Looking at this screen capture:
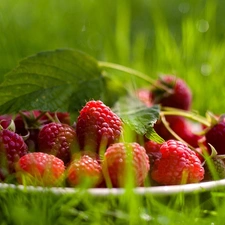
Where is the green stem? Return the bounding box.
[34,111,47,122]
[161,107,210,127]
[98,61,172,93]
[160,115,192,148]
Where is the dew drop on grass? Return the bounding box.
[201,64,212,76]
[140,212,152,222]
[196,19,209,33]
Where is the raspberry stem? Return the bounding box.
[160,107,211,127]
[34,111,47,122]
[98,61,173,93]
[160,114,192,148]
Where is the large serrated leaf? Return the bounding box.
[113,95,163,143]
[120,105,159,133]
[145,127,165,144]
[0,49,104,114]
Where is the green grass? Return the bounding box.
[1,0,225,224]
[1,187,225,225]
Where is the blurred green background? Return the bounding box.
[1,0,225,114]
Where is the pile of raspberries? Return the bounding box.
[0,75,225,188]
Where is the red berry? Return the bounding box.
[67,155,102,187]
[16,152,65,187]
[14,111,42,134]
[0,129,28,180]
[14,111,71,151]
[135,88,152,107]
[151,75,192,110]
[151,140,204,185]
[38,122,77,164]
[102,142,150,187]
[0,114,13,129]
[154,116,200,148]
[144,140,162,166]
[144,140,162,153]
[14,110,44,151]
[205,118,225,155]
[76,100,122,153]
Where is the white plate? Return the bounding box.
[1,179,225,196]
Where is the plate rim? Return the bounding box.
[1,179,225,196]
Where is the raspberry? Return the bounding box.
[14,110,42,151]
[38,122,77,164]
[67,155,102,187]
[0,114,13,129]
[154,116,200,148]
[16,152,65,187]
[151,75,192,110]
[102,142,150,187]
[205,118,225,155]
[144,140,162,166]
[151,140,204,185]
[144,140,162,153]
[76,100,122,153]
[135,88,152,107]
[14,110,71,151]
[0,129,28,180]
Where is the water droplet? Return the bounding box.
[201,64,212,76]
[140,212,152,221]
[197,19,209,32]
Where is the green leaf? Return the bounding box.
[145,127,165,144]
[0,49,104,114]
[114,95,163,143]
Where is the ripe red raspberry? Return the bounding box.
[16,152,65,187]
[151,140,204,185]
[154,116,200,148]
[151,75,192,110]
[0,129,28,180]
[76,100,122,153]
[67,155,102,187]
[205,117,225,155]
[102,142,150,187]
[38,122,77,165]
